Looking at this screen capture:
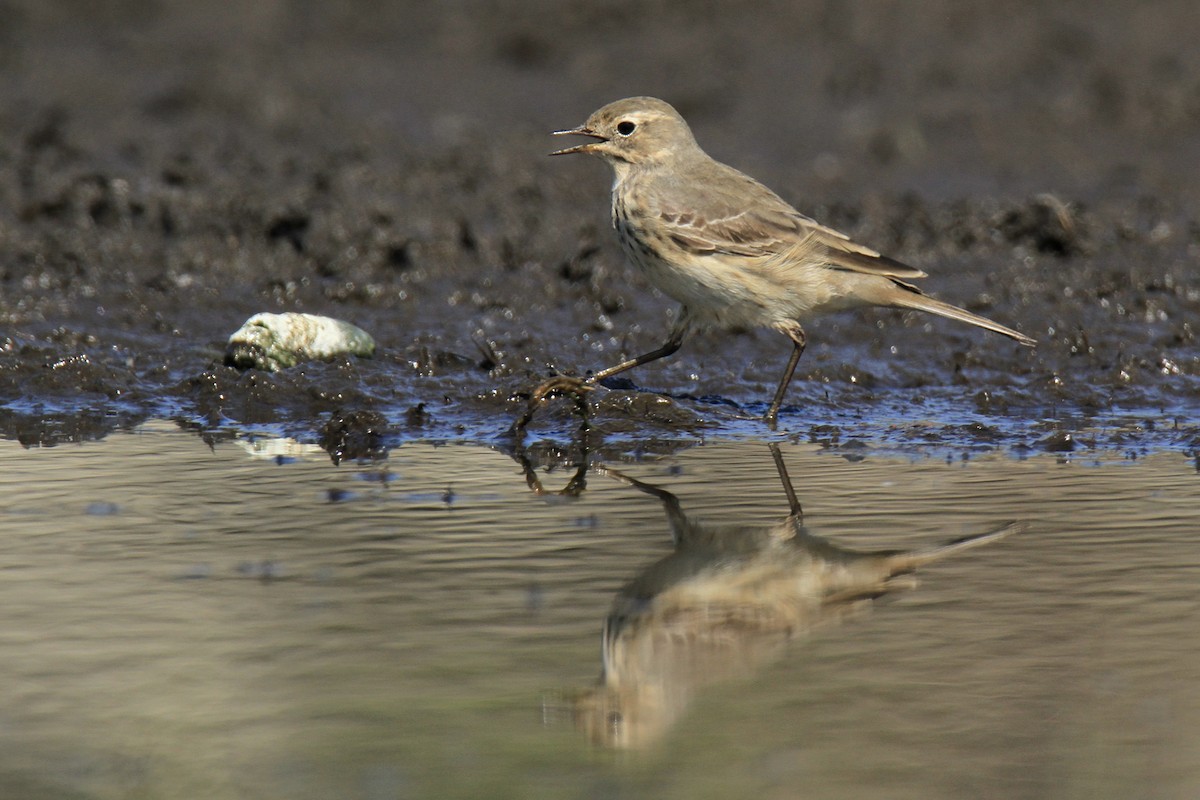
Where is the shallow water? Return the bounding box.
[1,422,1197,799]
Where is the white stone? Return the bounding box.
[225,312,376,371]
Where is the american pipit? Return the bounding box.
[529,96,1035,427]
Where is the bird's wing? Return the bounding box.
[646,164,927,279]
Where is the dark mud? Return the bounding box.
[2,1,1199,460]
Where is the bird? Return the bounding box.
[536,96,1035,427]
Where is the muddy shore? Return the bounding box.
[2,1,1198,459]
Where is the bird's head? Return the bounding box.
[551,97,699,167]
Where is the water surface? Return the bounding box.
[1,423,1197,799]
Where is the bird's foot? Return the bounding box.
[530,374,594,403]
[509,375,595,439]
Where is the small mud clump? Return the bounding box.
[319,410,392,464]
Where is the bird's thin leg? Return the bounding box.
[589,309,689,384]
[765,324,807,426]
[589,332,684,382]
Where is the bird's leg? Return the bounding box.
[765,323,807,427]
[590,307,690,384]
[589,331,684,383]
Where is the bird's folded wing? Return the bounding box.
[650,175,927,279]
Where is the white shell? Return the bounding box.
[225,312,376,371]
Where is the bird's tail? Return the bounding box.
[881,521,1026,575]
[888,282,1036,345]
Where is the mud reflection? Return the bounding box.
[571,445,1022,749]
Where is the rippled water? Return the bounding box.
[1,422,1198,799]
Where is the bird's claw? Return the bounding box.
[529,375,593,403]
[510,375,595,438]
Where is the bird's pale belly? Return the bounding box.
[616,222,851,330]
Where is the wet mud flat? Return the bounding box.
[2,1,1199,459]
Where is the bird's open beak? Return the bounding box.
[550,126,607,156]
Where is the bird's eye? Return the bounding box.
[616,120,636,136]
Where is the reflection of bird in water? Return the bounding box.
[572,445,1022,749]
